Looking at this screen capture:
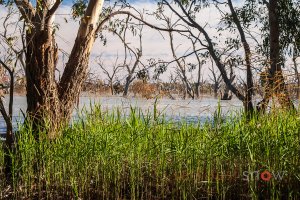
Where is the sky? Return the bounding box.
[0,0,297,84]
[0,0,228,82]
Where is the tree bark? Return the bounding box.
[25,27,61,138]
[58,0,104,123]
[228,0,254,113]
[292,57,300,99]
[169,31,194,99]
[110,81,114,95]
[0,60,15,182]
[19,0,105,137]
[123,75,133,97]
[257,0,295,112]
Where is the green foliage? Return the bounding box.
[249,0,300,59]
[0,106,299,199]
[181,0,299,65]
[136,68,149,82]
[71,0,88,19]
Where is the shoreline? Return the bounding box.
[7,91,235,100]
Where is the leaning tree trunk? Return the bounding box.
[21,0,105,138]
[228,0,254,113]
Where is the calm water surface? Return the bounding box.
[0,95,244,135]
[1,95,298,140]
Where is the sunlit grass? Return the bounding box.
[0,105,299,199]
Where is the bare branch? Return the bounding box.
[14,0,35,22]
[96,10,190,34]
[48,0,62,17]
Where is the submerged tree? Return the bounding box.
[97,55,121,95]
[160,0,256,113]
[208,62,222,98]
[159,0,298,113]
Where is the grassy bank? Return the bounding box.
[0,105,299,199]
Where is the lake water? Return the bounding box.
[0,95,244,136]
[1,95,298,139]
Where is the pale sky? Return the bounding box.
[0,1,298,84]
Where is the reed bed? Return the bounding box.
[0,104,299,199]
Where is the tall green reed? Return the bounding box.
[0,104,299,199]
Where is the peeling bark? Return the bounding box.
[19,0,105,137]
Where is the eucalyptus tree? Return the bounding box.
[114,17,144,97]
[159,0,299,112]
[208,62,222,98]
[158,0,256,113]
[170,32,206,99]
[232,0,300,111]
[154,10,206,99]
[97,55,121,95]
[0,0,108,138]
[0,0,188,137]
[254,0,298,111]
[191,37,205,98]
[220,59,236,100]
[168,27,195,99]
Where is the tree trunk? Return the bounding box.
[4,125,13,183]
[22,0,105,137]
[195,62,202,98]
[181,75,194,99]
[25,29,61,138]
[123,75,133,97]
[292,57,300,99]
[1,104,14,183]
[58,0,104,124]
[168,29,195,99]
[228,0,254,113]
[257,0,295,112]
[221,87,232,100]
[195,83,200,98]
[0,60,15,182]
[214,85,219,98]
[110,81,114,95]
